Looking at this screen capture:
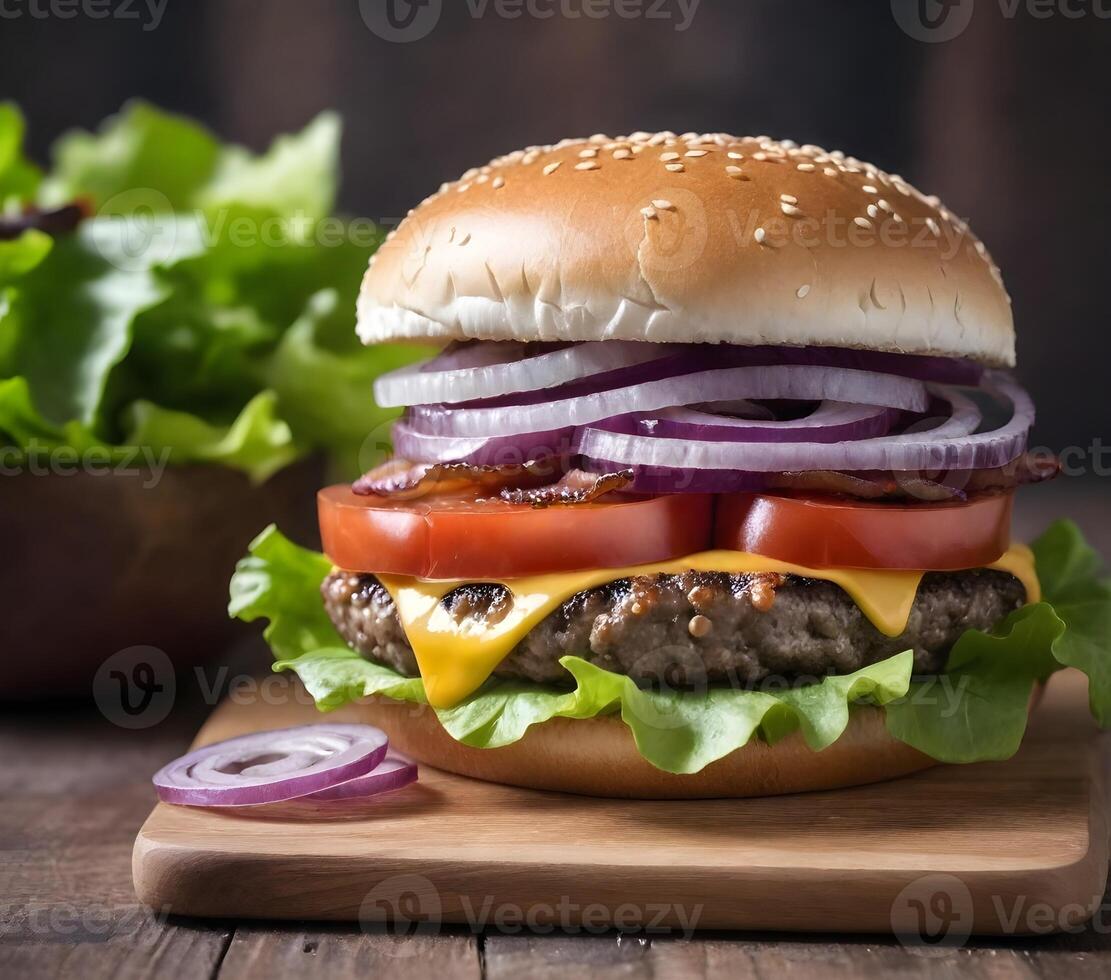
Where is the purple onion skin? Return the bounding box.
[582,458,769,495]
[416,346,977,414]
[392,421,577,467]
[711,345,983,386]
[590,407,899,445]
[306,757,418,801]
[446,351,715,410]
[152,725,391,808]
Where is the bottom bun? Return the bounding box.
[344,696,937,799]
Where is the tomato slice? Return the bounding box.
[319,485,714,579]
[715,491,1014,570]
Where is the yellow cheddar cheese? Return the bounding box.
[378,544,1040,708]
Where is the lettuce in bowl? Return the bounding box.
[0,100,423,481]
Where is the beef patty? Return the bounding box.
[322,567,1026,690]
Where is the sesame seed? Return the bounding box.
[780,193,798,204]
[862,184,878,194]
[753,152,768,161]
[754,227,767,244]
[522,152,540,165]
[641,206,658,219]
[892,213,903,223]
[476,174,489,184]
[926,217,941,236]
[688,615,713,638]
[660,151,681,162]
[824,167,839,177]
[685,149,709,157]
[652,199,675,210]
[462,168,480,181]
[797,163,816,172]
[797,284,811,299]
[728,151,745,160]
[726,165,744,175]
[867,204,880,219]
[854,217,873,229]
[781,203,802,216]
[877,199,892,212]
[543,162,562,176]
[457,183,471,193]
[579,148,598,159]
[492,176,506,189]
[665,163,685,173]
[575,161,600,171]
[613,148,632,160]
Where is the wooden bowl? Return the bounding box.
[0,457,324,700]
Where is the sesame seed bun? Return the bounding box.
[346,695,936,800]
[358,132,1014,367]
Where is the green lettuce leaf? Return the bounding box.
[197,111,340,223]
[41,100,220,211]
[883,603,1064,762]
[0,230,52,286]
[0,102,42,203]
[1,102,423,479]
[124,390,300,483]
[1032,520,1111,725]
[232,524,1111,773]
[266,289,427,478]
[2,217,207,428]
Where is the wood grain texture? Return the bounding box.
[216,925,481,980]
[133,670,1109,936]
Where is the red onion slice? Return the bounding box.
[576,373,1031,475]
[612,402,898,444]
[392,419,576,466]
[306,755,418,801]
[375,341,679,408]
[408,366,930,438]
[152,725,389,807]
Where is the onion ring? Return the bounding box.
[408,366,930,438]
[152,725,390,807]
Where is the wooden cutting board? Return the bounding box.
[133,670,1109,937]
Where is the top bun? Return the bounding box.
[358,132,1015,367]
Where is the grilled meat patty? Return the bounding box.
[321,568,1025,690]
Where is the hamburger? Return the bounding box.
[232,131,1110,799]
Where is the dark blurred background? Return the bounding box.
[2,0,1108,456]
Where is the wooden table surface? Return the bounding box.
[2,481,1109,979]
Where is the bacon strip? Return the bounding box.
[769,451,1060,502]
[500,469,634,507]
[353,458,561,500]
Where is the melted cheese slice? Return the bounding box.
[377,545,1040,709]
